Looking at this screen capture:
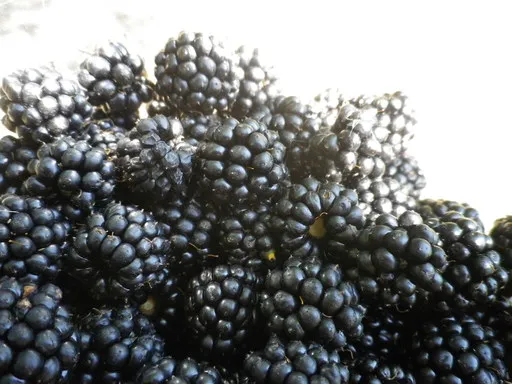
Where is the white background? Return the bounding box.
[1,0,511,230]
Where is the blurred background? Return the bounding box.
[0,0,510,229]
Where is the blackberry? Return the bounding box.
[0,194,71,284]
[78,119,127,153]
[219,203,277,271]
[0,277,80,383]
[116,115,196,201]
[489,216,512,269]
[146,98,174,117]
[66,201,171,302]
[22,137,116,220]
[185,264,259,360]
[383,153,426,199]
[180,113,224,146]
[349,355,415,384]
[354,176,417,224]
[196,117,288,207]
[272,177,365,260]
[75,306,164,383]
[311,88,346,129]
[409,314,509,383]
[260,259,365,348]
[426,212,509,313]
[0,135,37,194]
[416,199,484,232]
[232,46,279,119]
[154,31,241,114]
[243,334,350,384]
[342,211,448,309]
[78,42,153,127]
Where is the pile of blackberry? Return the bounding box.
[0,30,509,384]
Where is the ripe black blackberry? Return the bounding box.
[244,334,349,384]
[416,198,484,232]
[154,31,241,114]
[342,211,448,309]
[489,216,512,269]
[116,115,196,201]
[426,212,509,313]
[185,264,259,360]
[384,153,426,199]
[75,306,164,383]
[152,196,218,271]
[196,117,288,207]
[232,46,279,119]
[353,176,417,224]
[66,201,171,302]
[272,177,365,260]
[219,203,277,271]
[260,259,365,348]
[0,66,93,143]
[22,137,116,220]
[78,42,153,128]
[409,313,509,383]
[78,119,126,153]
[311,88,346,129]
[0,135,37,194]
[0,194,71,284]
[0,277,80,383]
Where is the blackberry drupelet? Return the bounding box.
[180,113,224,146]
[311,88,346,130]
[196,117,288,206]
[489,216,512,269]
[426,212,509,313]
[416,198,484,232]
[154,31,241,114]
[66,201,171,302]
[1,67,93,144]
[185,264,259,360]
[260,259,365,348]
[75,306,164,383]
[219,203,277,271]
[78,119,126,153]
[78,42,153,128]
[354,176,417,224]
[384,153,426,199]
[232,46,279,119]
[342,211,448,309]
[243,334,350,384]
[272,177,365,259]
[0,277,80,383]
[409,314,509,383]
[349,354,415,384]
[116,115,196,201]
[0,194,71,284]
[0,135,37,194]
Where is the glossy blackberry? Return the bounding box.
[78,119,126,153]
[416,199,484,232]
[0,277,80,383]
[260,259,365,348]
[343,211,448,309]
[136,356,226,384]
[78,42,153,128]
[219,203,277,271]
[197,117,288,206]
[75,306,164,383]
[489,216,512,269]
[185,264,259,360]
[152,196,218,271]
[0,135,37,194]
[409,314,509,383]
[180,113,224,146]
[66,201,171,302]
[354,176,417,224]
[311,88,346,129]
[244,334,349,384]
[232,46,279,119]
[0,194,71,284]
[426,212,509,313]
[22,137,116,220]
[267,96,320,179]
[272,177,365,260]
[384,153,426,199]
[154,31,241,114]
[116,115,196,201]
[1,66,93,144]
[351,91,416,160]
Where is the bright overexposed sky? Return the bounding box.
[0,0,511,230]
